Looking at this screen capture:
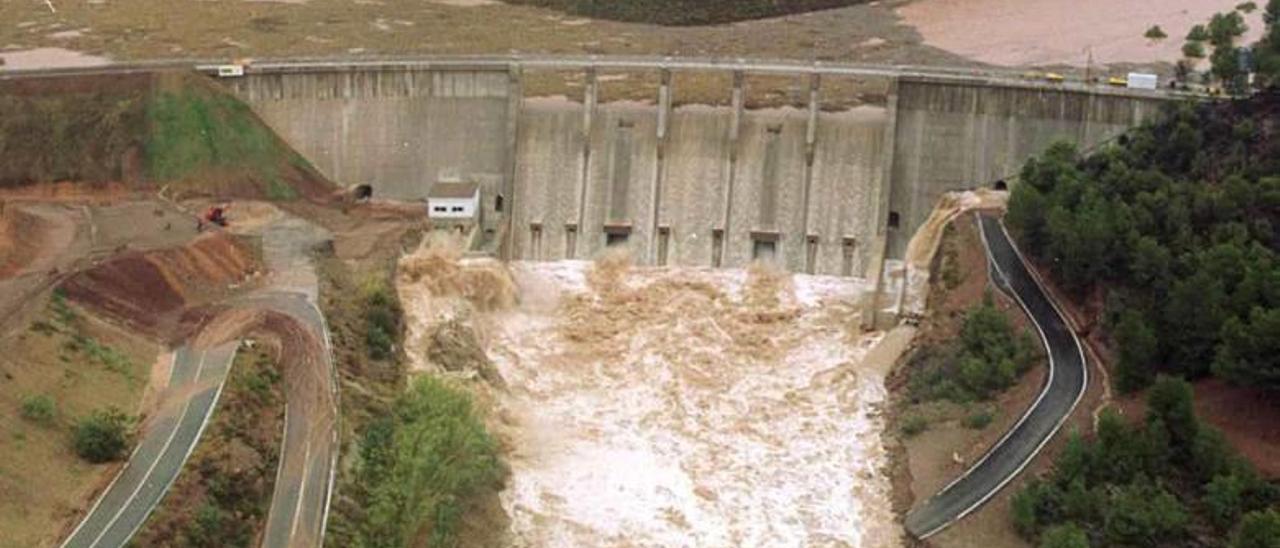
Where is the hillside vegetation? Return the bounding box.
[0,72,329,199]
[1012,376,1279,547]
[501,0,867,25]
[1006,96,1280,394]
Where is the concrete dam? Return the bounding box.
[222,59,1168,277]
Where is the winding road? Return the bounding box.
[60,213,337,548]
[60,342,239,548]
[903,214,1088,539]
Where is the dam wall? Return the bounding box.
[225,68,514,202]
[885,76,1164,257]
[222,62,1170,277]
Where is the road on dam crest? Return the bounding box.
[903,214,1088,539]
[61,342,239,548]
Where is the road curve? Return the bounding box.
[903,214,1088,539]
[61,342,239,548]
[60,214,338,548]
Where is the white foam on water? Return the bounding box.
[492,261,899,547]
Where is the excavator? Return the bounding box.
[198,203,230,231]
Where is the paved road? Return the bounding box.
[255,217,338,548]
[61,342,239,548]
[60,213,338,548]
[903,214,1088,539]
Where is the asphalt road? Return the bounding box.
[61,342,239,548]
[60,214,337,548]
[903,214,1088,539]
[255,218,338,548]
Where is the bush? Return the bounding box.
[1232,509,1280,548]
[362,279,402,361]
[1188,24,1211,41]
[900,415,928,437]
[72,408,130,463]
[963,409,994,429]
[1184,40,1208,59]
[356,376,504,548]
[909,298,1039,402]
[1040,523,1090,548]
[1206,473,1248,530]
[1145,25,1169,40]
[20,394,56,425]
[1103,478,1188,545]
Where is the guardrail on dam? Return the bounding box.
[218,57,1170,277]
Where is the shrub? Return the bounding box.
[1103,478,1188,546]
[362,279,402,361]
[963,409,994,429]
[1145,25,1169,40]
[1231,509,1280,548]
[900,415,928,437]
[20,394,56,425]
[1040,523,1090,548]
[72,408,130,463]
[1206,473,1248,530]
[1188,23,1211,41]
[356,376,504,548]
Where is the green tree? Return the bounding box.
[1215,307,1280,390]
[1040,523,1090,548]
[1206,473,1248,530]
[1103,478,1189,545]
[1007,181,1050,255]
[1188,24,1211,41]
[1146,375,1199,452]
[1231,509,1280,548]
[1145,25,1169,41]
[72,408,130,463]
[358,376,504,548]
[1210,11,1249,47]
[1184,40,1208,59]
[1114,310,1159,392]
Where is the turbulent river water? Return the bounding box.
[485,258,900,547]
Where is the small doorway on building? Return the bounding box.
[993,179,1008,191]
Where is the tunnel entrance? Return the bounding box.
[993,180,1008,191]
[354,184,373,201]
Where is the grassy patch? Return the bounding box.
[0,292,155,546]
[44,291,138,383]
[145,77,300,199]
[20,394,57,425]
[502,0,869,25]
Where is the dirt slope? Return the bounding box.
[60,233,257,333]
